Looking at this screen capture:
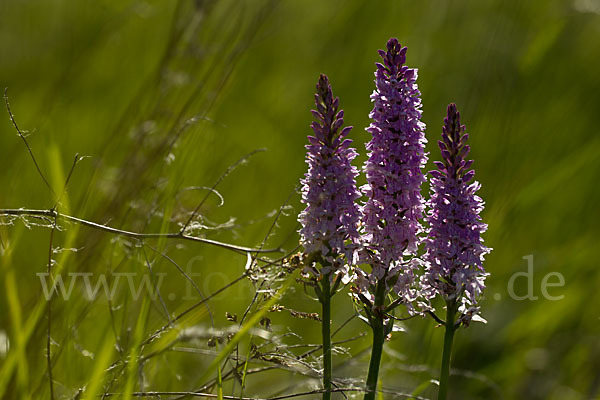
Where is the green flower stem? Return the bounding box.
[364,280,387,400]
[438,298,458,400]
[321,273,332,400]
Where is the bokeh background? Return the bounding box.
[1,0,599,399]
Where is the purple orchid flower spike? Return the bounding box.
[356,38,428,400]
[298,74,361,277]
[357,37,428,308]
[298,74,361,400]
[425,103,491,400]
[424,103,491,324]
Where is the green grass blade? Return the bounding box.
[198,275,294,385]
[81,334,115,400]
[122,298,150,399]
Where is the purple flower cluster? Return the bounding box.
[296,41,492,400]
[357,38,428,302]
[297,39,491,323]
[298,74,361,275]
[423,104,490,321]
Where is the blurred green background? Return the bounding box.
[1,0,599,399]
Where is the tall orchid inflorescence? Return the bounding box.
[298,74,361,400]
[357,38,428,306]
[423,103,490,325]
[355,38,428,400]
[426,104,491,400]
[298,74,361,277]
[295,42,492,400]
